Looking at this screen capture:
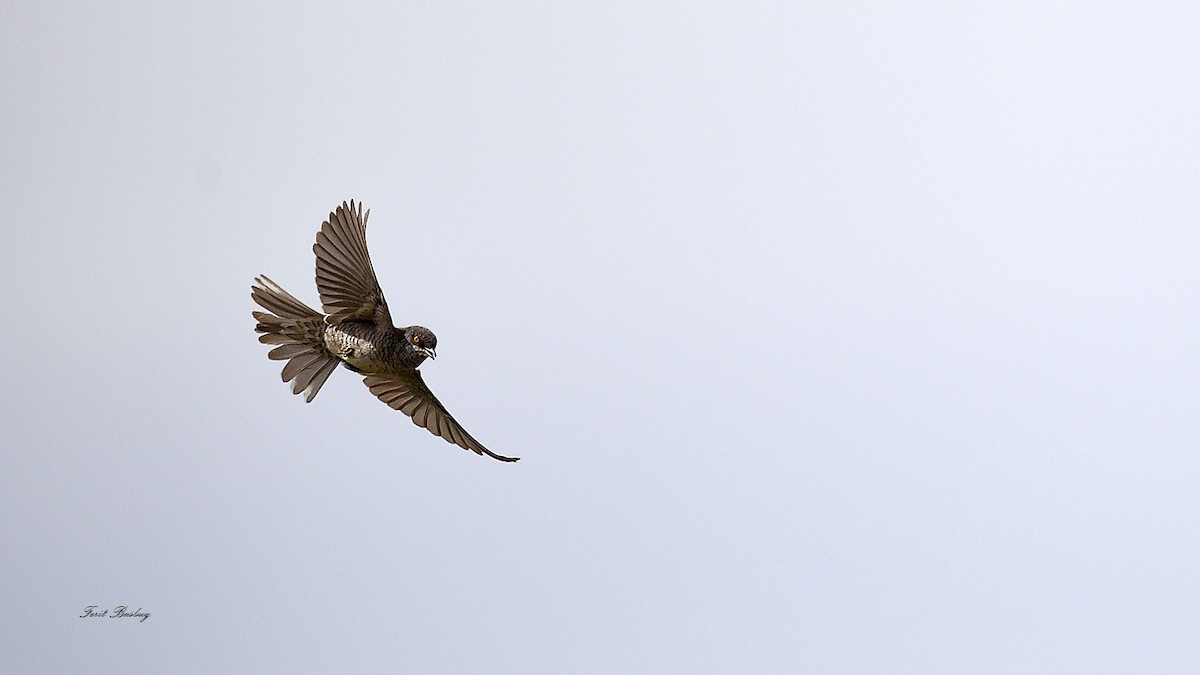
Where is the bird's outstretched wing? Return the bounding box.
[363,372,519,462]
[314,200,393,328]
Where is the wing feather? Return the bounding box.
[313,200,393,327]
[362,372,518,462]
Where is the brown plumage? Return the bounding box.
[252,200,518,462]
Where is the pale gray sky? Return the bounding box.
[3,1,1199,672]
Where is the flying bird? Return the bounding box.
[251,200,518,462]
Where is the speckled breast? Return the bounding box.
[321,324,390,374]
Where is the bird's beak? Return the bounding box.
[421,347,437,360]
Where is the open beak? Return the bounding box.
[421,347,437,360]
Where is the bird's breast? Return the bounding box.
[322,325,388,373]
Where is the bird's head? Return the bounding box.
[403,326,438,360]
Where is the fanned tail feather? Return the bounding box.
[251,275,339,402]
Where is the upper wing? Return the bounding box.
[313,200,393,328]
[363,372,519,462]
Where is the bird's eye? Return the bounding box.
[412,336,421,345]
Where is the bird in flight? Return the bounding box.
[251,200,518,462]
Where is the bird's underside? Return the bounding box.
[252,200,518,462]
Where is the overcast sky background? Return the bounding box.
[3,1,1199,672]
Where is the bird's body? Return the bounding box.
[322,321,427,374]
[251,200,517,462]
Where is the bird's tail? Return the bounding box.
[251,275,340,402]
